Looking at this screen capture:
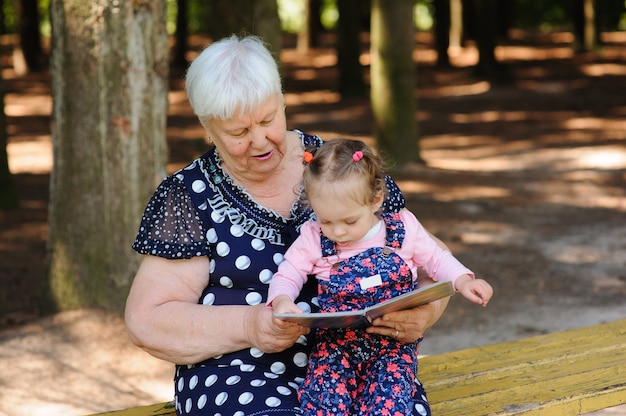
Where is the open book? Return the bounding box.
[273,281,454,329]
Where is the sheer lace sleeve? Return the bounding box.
[132,176,209,259]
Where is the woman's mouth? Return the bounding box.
[254,150,273,160]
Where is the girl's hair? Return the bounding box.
[302,139,388,206]
[185,35,283,124]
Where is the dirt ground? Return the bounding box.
[1,32,625,415]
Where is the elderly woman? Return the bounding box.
[125,35,448,416]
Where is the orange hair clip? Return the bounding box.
[303,151,314,163]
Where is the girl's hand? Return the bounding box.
[456,275,493,307]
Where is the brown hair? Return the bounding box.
[302,139,387,207]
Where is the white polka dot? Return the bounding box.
[289,381,300,389]
[209,259,216,273]
[276,386,292,396]
[296,301,311,313]
[226,375,241,385]
[235,255,251,270]
[251,238,265,251]
[272,253,284,265]
[189,375,198,390]
[205,374,218,387]
[230,359,243,366]
[197,394,207,409]
[416,403,428,415]
[176,173,184,180]
[184,161,197,170]
[185,398,193,413]
[264,372,279,379]
[241,364,256,372]
[206,228,217,243]
[177,377,185,392]
[246,292,262,305]
[266,396,282,407]
[234,412,245,416]
[211,210,225,223]
[239,392,254,405]
[249,348,264,358]
[293,352,308,367]
[216,242,230,257]
[295,335,308,346]
[230,224,244,237]
[202,293,215,305]
[270,361,286,375]
[220,276,233,288]
[198,201,208,210]
[259,269,273,284]
[215,392,228,406]
[191,180,206,193]
[250,379,267,387]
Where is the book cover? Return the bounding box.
[273,281,454,329]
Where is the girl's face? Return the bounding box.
[206,94,287,181]
[308,177,383,246]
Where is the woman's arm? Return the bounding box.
[125,255,309,365]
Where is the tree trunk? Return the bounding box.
[370,0,421,166]
[208,0,281,55]
[46,0,169,314]
[472,0,499,79]
[0,60,18,209]
[15,0,45,73]
[434,0,451,67]
[572,0,598,53]
[337,0,366,98]
[172,0,188,69]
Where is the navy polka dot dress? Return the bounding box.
[132,131,406,416]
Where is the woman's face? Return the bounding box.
[206,94,288,181]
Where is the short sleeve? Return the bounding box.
[132,176,209,259]
[382,176,405,213]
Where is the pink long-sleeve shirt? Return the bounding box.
[267,209,474,305]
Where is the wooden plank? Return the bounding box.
[421,319,626,415]
[89,319,626,416]
[90,402,175,416]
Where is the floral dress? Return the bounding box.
[132,131,407,416]
[299,213,430,416]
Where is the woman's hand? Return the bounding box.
[245,304,310,354]
[366,279,449,342]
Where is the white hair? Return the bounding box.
[185,35,283,123]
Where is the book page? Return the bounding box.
[273,281,454,329]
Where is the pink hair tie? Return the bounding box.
[352,151,364,162]
[303,151,314,163]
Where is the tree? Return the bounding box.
[0,61,18,209]
[370,0,420,166]
[572,0,598,53]
[15,0,45,74]
[433,0,451,67]
[336,0,366,97]
[45,0,169,314]
[172,0,189,69]
[207,0,282,56]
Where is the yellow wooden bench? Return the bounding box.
[91,319,626,416]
